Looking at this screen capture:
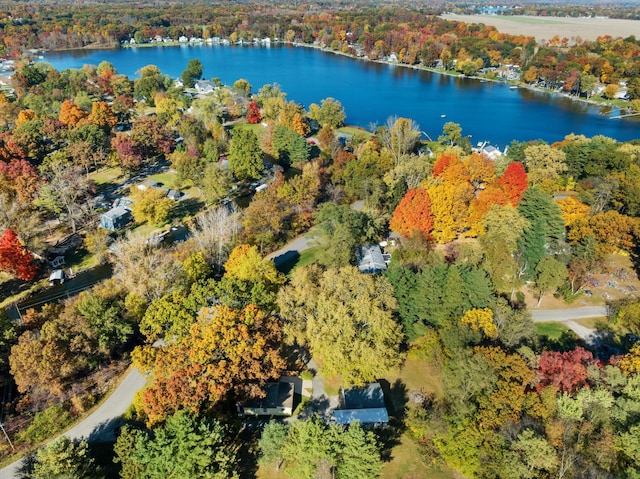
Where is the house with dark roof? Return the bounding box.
[237,381,295,417]
[333,382,389,427]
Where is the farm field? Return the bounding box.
[440,14,640,42]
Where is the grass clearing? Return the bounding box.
[295,246,322,268]
[337,125,372,138]
[575,316,608,330]
[535,321,571,339]
[129,222,163,238]
[147,171,182,189]
[382,433,455,479]
[90,166,124,185]
[256,462,286,479]
[386,358,444,403]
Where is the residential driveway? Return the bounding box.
[530,306,608,342]
[294,359,339,422]
[267,200,365,266]
[0,367,146,479]
[267,232,316,265]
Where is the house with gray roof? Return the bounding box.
[356,245,389,274]
[333,382,389,427]
[100,207,132,231]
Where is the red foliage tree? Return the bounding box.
[0,159,40,202]
[111,133,142,173]
[499,162,528,204]
[0,228,37,280]
[246,101,262,124]
[389,188,434,239]
[536,346,597,394]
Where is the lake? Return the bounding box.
[43,44,640,147]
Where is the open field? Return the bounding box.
[440,14,640,42]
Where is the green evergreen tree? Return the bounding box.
[181,59,203,88]
[228,128,263,180]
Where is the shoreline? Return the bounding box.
[40,41,634,118]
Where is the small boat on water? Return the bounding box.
[440,114,446,118]
[509,85,518,90]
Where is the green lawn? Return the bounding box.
[90,166,124,185]
[382,433,455,479]
[146,171,182,189]
[337,125,372,138]
[276,244,323,277]
[535,321,572,339]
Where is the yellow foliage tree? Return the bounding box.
[15,109,36,127]
[224,244,285,287]
[86,101,118,129]
[291,112,310,136]
[618,344,640,375]
[557,196,591,228]
[130,187,173,226]
[426,180,473,243]
[461,308,498,338]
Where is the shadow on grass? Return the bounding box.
[377,379,408,462]
[535,330,582,352]
[94,180,120,197]
[273,250,300,275]
[237,418,270,479]
[171,197,206,221]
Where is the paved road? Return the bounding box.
[530,306,608,322]
[6,264,113,322]
[0,367,146,479]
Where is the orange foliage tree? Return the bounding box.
[463,153,496,193]
[15,109,36,127]
[389,188,434,239]
[58,100,87,127]
[468,181,511,236]
[138,304,286,425]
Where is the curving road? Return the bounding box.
[0,367,146,479]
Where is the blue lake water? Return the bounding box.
[43,44,640,147]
